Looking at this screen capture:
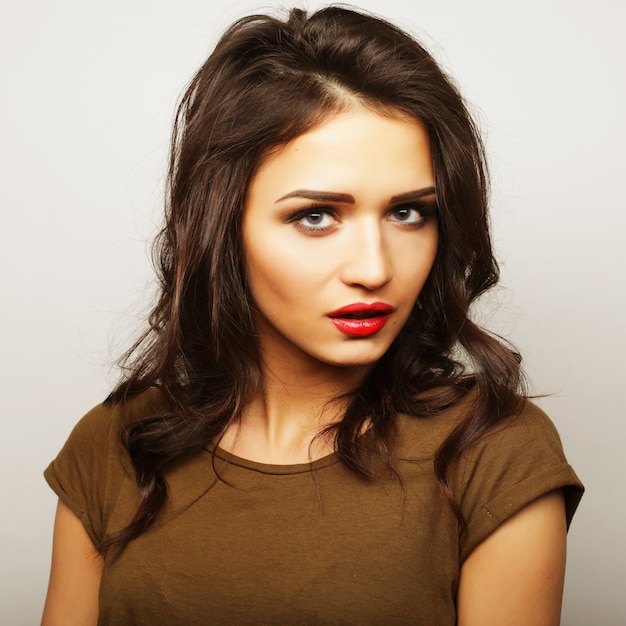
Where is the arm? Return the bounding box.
[457,490,567,626]
[41,500,103,626]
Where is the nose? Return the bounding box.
[340,220,393,290]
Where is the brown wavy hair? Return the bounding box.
[101,6,524,553]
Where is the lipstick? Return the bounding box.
[328,302,394,337]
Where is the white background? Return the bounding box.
[1,0,624,623]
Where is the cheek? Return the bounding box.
[245,243,311,306]
[423,241,439,280]
[411,240,439,302]
[395,229,438,284]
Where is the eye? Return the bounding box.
[286,206,339,234]
[388,203,434,227]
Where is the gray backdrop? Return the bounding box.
[2,0,624,623]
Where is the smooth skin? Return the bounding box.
[457,490,567,625]
[42,109,568,623]
[225,108,439,464]
[42,501,102,625]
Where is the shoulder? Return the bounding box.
[454,399,574,476]
[395,393,574,464]
[457,399,579,496]
[65,387,169,437]
[395,396,583,561]
[393,388,479,457]
[481,400,569,453]
[452,399,583,560]
[43,388,169,544]
[49,387,171,469]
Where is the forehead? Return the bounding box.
[248,109,434,202]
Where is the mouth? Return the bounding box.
[328,302,395,337]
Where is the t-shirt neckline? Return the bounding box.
[204,443,343,475]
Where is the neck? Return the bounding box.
[219,344,371,464]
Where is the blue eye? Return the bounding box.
[388,203,434,226]
[390,206,423,224]
[287,206,338,233]
[301,212,330,227]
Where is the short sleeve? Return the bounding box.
[44,402,120,546]
[455,401,584,562]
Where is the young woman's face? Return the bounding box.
[243,108,438,371]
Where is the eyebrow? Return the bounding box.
[389,187,436,203]
[275,186,436,204]
[276,190,355,204]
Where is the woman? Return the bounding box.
[42,6,583,625]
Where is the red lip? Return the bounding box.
[328,302,395,317]
[328,302,395,337]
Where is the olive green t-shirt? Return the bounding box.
[45,391,583,625]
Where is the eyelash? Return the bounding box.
[285,204,339,234]
[285,202,437,234]
[388,203,436,227]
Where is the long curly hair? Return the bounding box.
[101,6,524,553]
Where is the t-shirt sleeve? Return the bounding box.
[44,402,121,546]
[455,401,584,562]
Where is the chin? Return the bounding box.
[319,346,390,369]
